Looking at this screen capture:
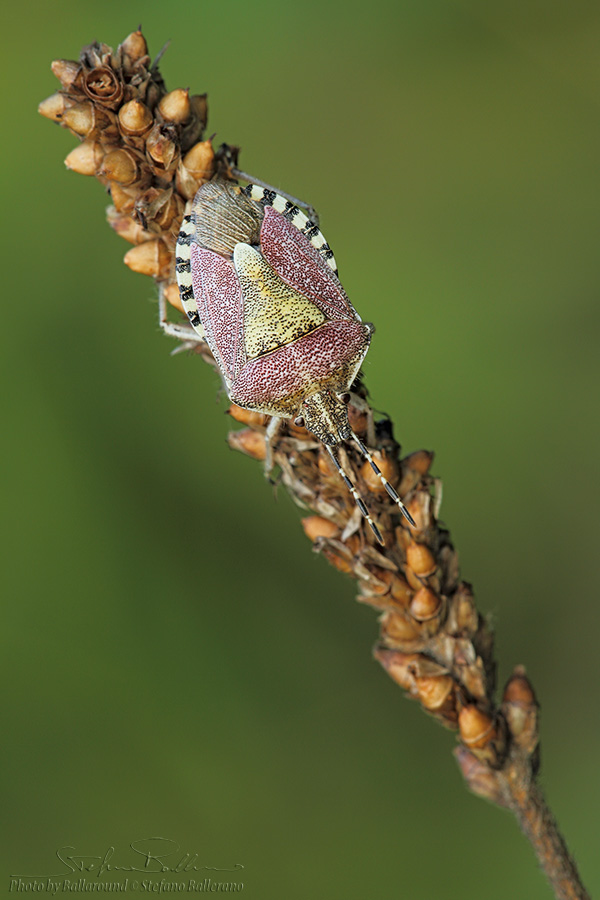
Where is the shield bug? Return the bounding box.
[175,180,414,543]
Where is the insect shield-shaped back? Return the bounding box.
[176,180,414,542]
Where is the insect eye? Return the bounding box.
[340,392,351,404]
[294,416,305,428]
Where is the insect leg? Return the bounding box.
[351,432,416,527]
[158,283,207,353]
[264,415,282,478]
[231,168,320,226]
[325,445,384,546]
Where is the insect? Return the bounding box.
[175,180,415,543]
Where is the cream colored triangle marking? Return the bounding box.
[234,243,326,359]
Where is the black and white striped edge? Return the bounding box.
[175,213,205,339]
[241,184,339,276]
[175,185,339,334]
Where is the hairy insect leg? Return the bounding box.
[351,432,416,527]
[325,445,384,546]
[264,416,282,478]
[158,284,207,354]
[231,167,320,226]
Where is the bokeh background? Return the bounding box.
[3,1,600,898]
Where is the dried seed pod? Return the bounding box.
[366,567,397,597]
[345,535,361,555]
[448,582,479,636]
[438,543,460,595]
[302,516,339,542]
[106,207,153,244]
[357,592,392,613]
[360,450,398,495]
[109,181,138,213]
[80,40,114,70]
[381,610,421,645]
[397,450,433,498]
[459,705,495,750]
[51,59,81,89]
[503,666,536,707]
[146,123,179,172]
[143,77,163,114]
[449,639,488,702]
[394,524,411,554]
[118,99,153,136]
[373,648,422,693]
[133,187,183,233]
[406,542,436,577]
[403,449,434,476]
[158,88,191,124]
[176,139,215,199]
[502,666,539,755]
[347,404,368,436]
[38,92,73,123]
[123,239,171,278]
[61,101,95,136]
[458,705,507,767]
[227,427,267,461]
[410,587,443,622]
[405,569,424,592]
[164,195,185,237]
[62,101,112,139]
[227,405,270,427]
[189,93,208,132]
[318,447,338,478]
[83,65,124,109]
[180,94,209,152]
[64,141,104,176]
[119,30,148,71]
[318,541,354,575]
[100,148,140,185]
[176,166,202,202]
[404,492,433,534]
[414,672,455,716]
[133,187,168,228]
[389,574,412,608]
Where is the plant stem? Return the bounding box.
[499,765,590,900]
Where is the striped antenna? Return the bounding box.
[351,433,416,527]
[325,446,384,546]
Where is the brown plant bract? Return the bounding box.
[40,30,590,900]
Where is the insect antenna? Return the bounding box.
[351,433,416,527]
[324,445,384,546]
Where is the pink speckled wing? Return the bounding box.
[190,244,246,385]
[259,207,358,322]
[231,320,369,408]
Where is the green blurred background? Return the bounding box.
[3,1,599,897]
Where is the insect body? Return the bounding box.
[176,180,414,542]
